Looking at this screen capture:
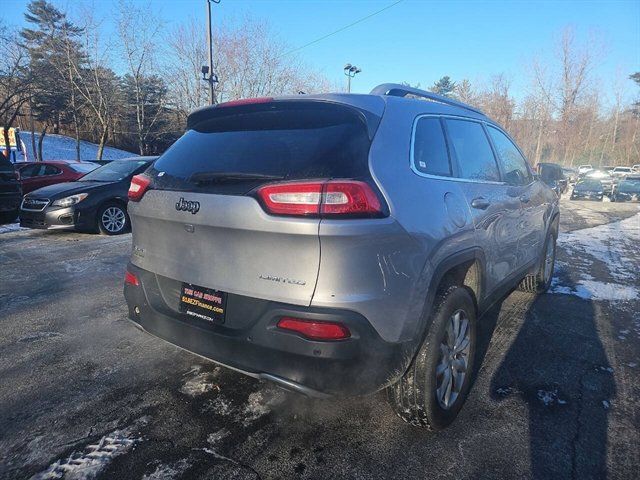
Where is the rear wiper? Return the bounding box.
[189,172,285,184]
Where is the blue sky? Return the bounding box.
[6,0,639,104]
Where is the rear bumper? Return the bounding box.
[124,263,412,396]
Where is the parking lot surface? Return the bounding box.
[1,199,639,479]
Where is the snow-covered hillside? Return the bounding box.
[16,132,136,162]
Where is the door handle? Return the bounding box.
[519,195,530,203]
[471,197,491,210]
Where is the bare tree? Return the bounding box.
[164,15,332,122]
[0,24,32,159]
[478,74,515,130]
[116,0,165,155]
[67,11,118,160]
[164,19,209,121]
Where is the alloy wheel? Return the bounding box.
[435,309,471,410]
[101,206,126,233]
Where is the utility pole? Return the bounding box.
[343,64,362,93]
[202,0,220,105]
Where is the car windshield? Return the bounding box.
[618,180,640,193]
[78,160,148,182]
[577,179,602,189]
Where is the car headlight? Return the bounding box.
[52,193,89,207]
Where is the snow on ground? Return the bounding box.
[32,429,140,480]
[180,365,221,397]
[17,132,136,162]
[551,213,640,301]
[0,223,24,234]
[141,459,191,480]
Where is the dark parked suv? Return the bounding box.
[0,155,21,224]
[124,84,559,429]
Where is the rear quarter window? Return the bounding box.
[412,117,451,176]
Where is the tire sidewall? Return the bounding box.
[97,202,129,235]
[538,230,557,292]
[421,287,477,429]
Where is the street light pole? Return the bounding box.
[343,63,362,93]
[203,0,220,105]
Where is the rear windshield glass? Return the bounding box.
[69,163,99,173]
[577,179,602,189]
[150,103,372,192]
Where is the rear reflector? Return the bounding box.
[277,317,351,341]
[217,97,273,108]
[256,180,383,218]
[128,174,151,202]
[124,270,140,286]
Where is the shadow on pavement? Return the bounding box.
[483,292,615,478]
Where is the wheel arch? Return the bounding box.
[409,247,488,351]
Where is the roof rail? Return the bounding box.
[370,83,484,115]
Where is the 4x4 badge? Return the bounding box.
[175,197,200,214]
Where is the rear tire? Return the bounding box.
[387,286,477,430]
[518,229,557,293]
[97,202,129,235]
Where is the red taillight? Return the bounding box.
[321,181,382,216]
[256,180,384,218]
[124,270,139,286]
[128,174,151,202]
[277,317,351,341]
[257,182,323,216]
[217,97,273,108]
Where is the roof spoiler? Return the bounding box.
[370,83,484,115]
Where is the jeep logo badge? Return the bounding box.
[175,197,200,214]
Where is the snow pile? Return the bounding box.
[241,389,285,426]
[142,459,191,480]
[180,366,221,397]
[17,132,136,162]
[551,213,640,301]
[0,223,24,234]
[32,429,139,480]
[207,429,230,446]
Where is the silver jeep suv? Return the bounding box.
[124,84,559,429]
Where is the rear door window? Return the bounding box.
[445,119,500,182]
[151,102,374,193]
[412,117,451,176]
[487,126,532,185]
[19,164,45,178]
[43,165,61,176]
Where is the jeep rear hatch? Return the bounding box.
[128,99,382,307]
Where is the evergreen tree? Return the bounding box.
[20,0,83,159]
[430,76,457,97]
[630,72,640,118]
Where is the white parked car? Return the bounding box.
[612,166,633,178]
[578,164,593,175]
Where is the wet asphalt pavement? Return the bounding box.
[1,198,639,479]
